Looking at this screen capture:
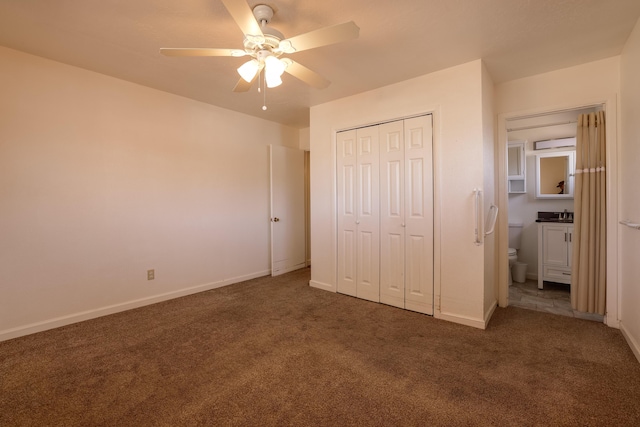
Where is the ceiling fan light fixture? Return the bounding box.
[265,56,286,76]
[238,59,260,82]
[265,73,282,88]
[264,56,288,88]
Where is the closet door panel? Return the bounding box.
[356,127,380,302]
[405,234,430,311]
[379,120,405,308]
[404,116,434,315]
[357,230,376,300]
[337,130,357,297]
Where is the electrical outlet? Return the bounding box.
[147,269,155,280]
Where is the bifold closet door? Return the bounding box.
[379,120,406,308]
[379,116,434,314]
[336,127,380,302]
[403,115,433,314]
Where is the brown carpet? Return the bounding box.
[1,268,639,426]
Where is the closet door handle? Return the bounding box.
[401,223,405,227]
[356,220,360,225]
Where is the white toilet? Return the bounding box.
[508,222,524,286]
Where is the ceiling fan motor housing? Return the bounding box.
[252,4,274,24]
[244,4,284,52]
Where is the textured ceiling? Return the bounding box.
[1,0,639,128]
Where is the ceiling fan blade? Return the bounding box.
[283,21,359,53]
[221,0,263,38]
[233,74,258,92]
[160,48,244,57]
[285,60,330,89]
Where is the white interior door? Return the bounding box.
[337,130,358,296]
[355,126,380,302]
[337,127,380,300]
[380,120,406,308]
[270,145,305,276]
[403,115,434,315]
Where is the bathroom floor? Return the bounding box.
[509,279,604,322]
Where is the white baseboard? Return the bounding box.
[484,300,498,327]
[604,313,620,329]
[272,263,306,276]
[0,269,270,343]
[309,279,335,292]
[435,311,487,329]
[620,321,640,364]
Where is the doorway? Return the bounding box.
[269,145,306,276]
[497,102,617,323]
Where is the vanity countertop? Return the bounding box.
[536,211,574,223]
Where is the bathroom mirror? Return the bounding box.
[535,150,575,199]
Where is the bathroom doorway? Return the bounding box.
[497,103,615,322]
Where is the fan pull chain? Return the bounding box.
[262,70,267,111]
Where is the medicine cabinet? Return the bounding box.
[507,141,526,194]
[535,150,575,199]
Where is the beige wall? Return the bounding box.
[482,62,497,319]
[620,17,640,361]
[494,57,620,319]
[495,57,620,114]
[299,128,310,151]
[310,60,493,328]
[0,47,299,340]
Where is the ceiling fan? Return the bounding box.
[160,0,359,108]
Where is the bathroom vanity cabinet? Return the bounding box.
[537,222,573,289]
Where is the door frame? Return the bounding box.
[496,95,619,327]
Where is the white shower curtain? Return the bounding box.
[571,111,606,315]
